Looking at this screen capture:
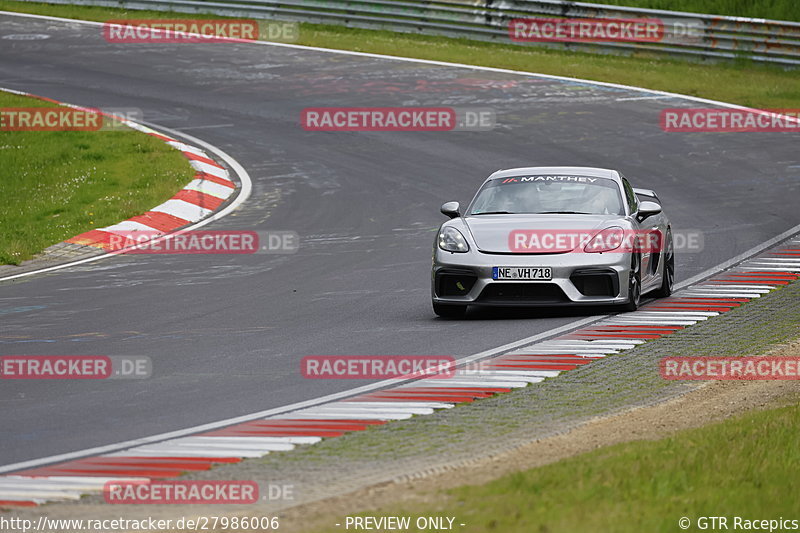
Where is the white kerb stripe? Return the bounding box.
[111,446,265,458]
[408,379,528,388]
[605,319,698,326]
[166,441,295,452]
[0,489,82,500]
[530,344,623,351]
[700,284,776,289]
[100,220,164,234]
[167,141,207,156]
[340,401,454,409]
[542,339,646,345]
[514,347,620,354]
[184,179,235,199]
[173,436,320,445]
[0,479,122,492]
[272,411,413,420]
[455,374,545,384]
[306,404,434,415]
[679,292,762,297]
[124,121,172,138]
[739,265,800,271]
[619,311,719,316]
[461,369,557,378]
[2,475,143,486]
[150,199,213,222]
[191,160,228,179]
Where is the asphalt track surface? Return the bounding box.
[1,14,798,467]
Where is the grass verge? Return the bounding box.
[312,399,800,533]
[0,90,194,264]
[593,0,800,21]
[1,1,799,111]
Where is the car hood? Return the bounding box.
[463,214,622,253]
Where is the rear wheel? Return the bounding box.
[621,253,641,312]
[652,229,675,298]
[433,302,467,318]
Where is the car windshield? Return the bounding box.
[468,175,624,216]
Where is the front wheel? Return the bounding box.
[620,253,641,312]
[433,302,467,318]
[652,229,675,298]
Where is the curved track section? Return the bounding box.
[0,89,249,282]
[0,13,798,469]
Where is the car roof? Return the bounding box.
[485,166,621,184]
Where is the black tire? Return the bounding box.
[652,229,675,298]
[433,302,467,318]
[620,253,641,312]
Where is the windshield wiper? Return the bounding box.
[471,211,515,215]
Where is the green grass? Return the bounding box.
[315,401,800,533]
[597,0,800,21]
[0,91,194,264]
[3,0,799,21]
[294,25,800,109]
[1,1,800,110]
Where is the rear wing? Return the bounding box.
[633,187,660,203]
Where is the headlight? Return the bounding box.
[438,226,469,253]
[584,226,624,253]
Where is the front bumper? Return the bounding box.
[432,248,632,307]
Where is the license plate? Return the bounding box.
[492,267,552,280]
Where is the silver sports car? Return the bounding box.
[432,166,674,318]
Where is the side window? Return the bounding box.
[621,177,638,214]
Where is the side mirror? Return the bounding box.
[441,201,460,219]
[637,200,662,220]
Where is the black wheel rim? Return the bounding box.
[665,232,674,292]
